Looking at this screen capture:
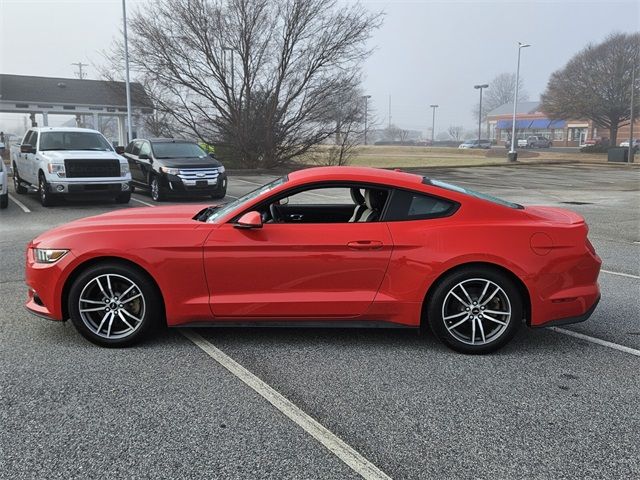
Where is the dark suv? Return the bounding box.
[123,138,227,201]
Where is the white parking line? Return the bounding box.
[549,327,640,357]
[130,197,155,207]
[601,269,640,280]
[182,330,392,480]
[8,194,31,213]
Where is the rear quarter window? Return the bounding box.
[384,189,458,221]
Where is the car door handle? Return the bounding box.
[347,240,384,250]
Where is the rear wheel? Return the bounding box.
[13,163,27,194]
[427,267,522,354]
[68,262,161,347]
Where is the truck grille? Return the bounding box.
[177,168,220,182]
[64,159,120,178]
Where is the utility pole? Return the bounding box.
[222,47,235,93]
[71,62,88,79]
[388,94,391,129]
[429,104,438,144]
[474,84,489,144]
[362,95,372,145]
[509,42,530,161]
[122,0,133,143]
[629,62,636,163]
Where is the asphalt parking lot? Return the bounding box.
[1,163,639,479]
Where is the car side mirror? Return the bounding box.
[234,211,263,229]
[20,144,35,154]
[138,153,150,160]
[115,146,125,154]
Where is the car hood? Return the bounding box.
[31,204,217,247]
[155,156,222,168]
[41,150,124,162]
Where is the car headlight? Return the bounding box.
[47,164,66,178]
[120,163,130,176]
[33,248,69,264]
[217,165,225,174]
[160,167,180,175]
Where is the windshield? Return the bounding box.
[205,177,288,223]
[427,179,522,209]
[40,132,113,151]
[152,142,207,159]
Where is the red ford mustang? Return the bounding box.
[25,167,601,353]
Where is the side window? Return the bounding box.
[139,141,151,157]
[384,189,457,221]
[30,132,39,149]
[285,187,354,205]
[125,141,134,154]
[23,131,34,146]
[131,141,141,156]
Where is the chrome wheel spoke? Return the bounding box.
[450,291,469,308]
[121,308,142,324]
[484,309,510,316]
[121,293,142,304]
[447,316,469,331]
[94,277,109,298]
[481,287,500,306]
[106,313,115,338]
[106,275,115,297]
[80,298,104,305]
[95,311,112,335]
[80,306,107,313]
[444,311,468,321]
[471,317,476,344]
[478,280,491,304]
[477,318,486,343]
[117,311,135,331]
[483,314,507,326]
[459,284,474,305]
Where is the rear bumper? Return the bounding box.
[532,294,600,328]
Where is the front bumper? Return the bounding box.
[163,174,227,195]
[24,246,72,321]
[48,179,130,195]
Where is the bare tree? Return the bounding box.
[447,125,464,141]
[382,124,402,141]
[472,72,528,120]
[106,0,382,168]
[542,32,640,145]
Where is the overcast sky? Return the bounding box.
[1,0,638,136]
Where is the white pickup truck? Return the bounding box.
[11,127,131,207]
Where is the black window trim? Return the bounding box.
[229,180,459,224]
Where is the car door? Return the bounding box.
[25,131,39,183]
[203,184,394,319]
[123,142,140,182]
[17,131,34,183]
[137,141,154,183]
[127,141,144,184]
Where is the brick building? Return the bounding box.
[487,101,639,147]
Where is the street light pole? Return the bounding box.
[430,104,438,144]
[122,0,133,143]
[629,62,636,163]
[509,42,530,162]
[474,84,489,144]
[222,46,235,93]
[362,95,372,145]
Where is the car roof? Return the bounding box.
[287,166,425,188]
[31,127,101,134]
[144,138,195,144]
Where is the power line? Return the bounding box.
[71,62,88,79]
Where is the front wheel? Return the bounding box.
[39,173,57,207]
[68,262,161,347]
[115,192,131,204]
[0,193,7,209]
[149,175,165,202]
[427,267,522,354]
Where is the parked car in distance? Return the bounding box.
[123,138,227,201]
[619,139,640,151]
[0,160,8,209]
[11,127,132,207]
[526,136,552,148]
[25,167,601,354]
[458,139,491,149]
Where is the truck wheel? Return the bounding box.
[115,192,131,204]
[38,172,56,207]
[0,193,7,209]
[13,164,28,194]
[211,184,227,199]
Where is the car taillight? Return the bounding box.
[586,238,596,255]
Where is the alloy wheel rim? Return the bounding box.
[40,178,46,202]
[151,179,159,200]
[78,273,146,339]
[441,278,511,346]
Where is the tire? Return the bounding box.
[115,192,131,204]
[426,267,522,354]
[149,175,165,202]
[0,193,7,209]
[38,172,56,207]
[13,163,28,194]
[211,184,227,200]
[129,184,136,193]
[67,262,161,347]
